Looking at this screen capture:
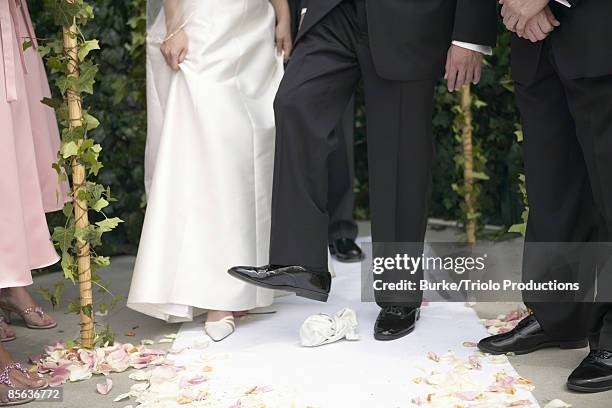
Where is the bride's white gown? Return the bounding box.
[127,0,284,322]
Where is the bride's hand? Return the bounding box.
[161,29,188,71]
[275,19,293,62]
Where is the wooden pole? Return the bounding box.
[460,84,476,245]
[63,14,94,348]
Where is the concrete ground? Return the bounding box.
[6,222,607,407]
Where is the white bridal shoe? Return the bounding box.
[204,316,236,342]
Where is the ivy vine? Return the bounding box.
[36,0,123,347]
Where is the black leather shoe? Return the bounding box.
[478,315,587,355]
[567,349,612,393]
[329,238,364,263]
[374,306,420,341]
[228,265,331,302]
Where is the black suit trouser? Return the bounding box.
[328,99,358,242]
[517,42,612,348]
[269,1,434,307]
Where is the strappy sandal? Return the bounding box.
[0,306,56,330]
[0,319,15,343]
[0,384,34,406]
[0,362,47,406]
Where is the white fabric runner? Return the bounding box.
[173,242,540,407]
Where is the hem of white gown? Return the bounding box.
[127,298,275,323]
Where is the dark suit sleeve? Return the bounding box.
[452,0,498,47]
[288,0,301,40]
[567,0,581,6]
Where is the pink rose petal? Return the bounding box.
[96,378,113,395]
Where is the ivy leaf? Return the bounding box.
[77,39,100,62]
[75,225,104,246]
[41,97,63,109]
[472,171,490,181]
[22,40,33,52]
[96,217,123,233]
[51,226,75,253]
[93,256,110,268]
[61,252,76,283]
[60,141,79,158]
[81,304,93,318]
[508,223,526,235]
[77,60,98,94]
[91,198,109,212]
[67,301,80,315]
[84,113,100,130]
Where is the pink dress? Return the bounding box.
[0,0,66,288]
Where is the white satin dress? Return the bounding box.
[127,0,284,322]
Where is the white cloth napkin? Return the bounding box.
[300,308,359,347]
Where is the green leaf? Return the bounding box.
[472,171,490,181]
[41,97,63,109]
[67,301,80,315]
[74,225,103,246]
[508,223,526,235]
[61,252,76,283]
[96,217,123,232]
[93,256,110,268]
[77,60,98,94]
[22,40,33,52]
[514,129,524,143]
[60,141,79,158]
[51,226,75,253]
[91,198,109,212]
[77,39,100,62]
[81,304,93,318]
[84,113,100,130]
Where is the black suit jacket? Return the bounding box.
[512,0,612,84]
[293,0,498,81]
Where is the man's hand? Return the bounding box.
[519,6,560,42]
[445,45,484,92]
[161,29,188,71]
[500,0,550,34]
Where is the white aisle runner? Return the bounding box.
[172,251,539,407]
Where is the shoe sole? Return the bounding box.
[329,245,365,263]
[374,325,415,341]
[373,309,420,341]
[227,269,329,302]
[333,254,366,263]
[478,339,588,356]
[566,382,612,393]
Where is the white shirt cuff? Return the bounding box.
[301,8,307,16]
[452,41,493,56]
[555,0,571,7]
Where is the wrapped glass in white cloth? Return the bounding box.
[300,308,359,347]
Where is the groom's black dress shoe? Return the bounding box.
[228,265,331,302]
[329,238,364,263]
[478,315,587,355]
[567,349,612,393]
[374,306,420,341]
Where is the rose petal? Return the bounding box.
[68,365,92,382]
[187,375,207,385]
[426,352,441,362]
[113,392,131,402]
[96,378,113,395]
[128,370,151,381]
[544,400,572,408]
